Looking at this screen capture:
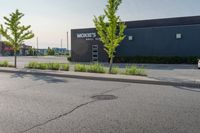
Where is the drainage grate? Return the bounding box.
[91,95,118,101]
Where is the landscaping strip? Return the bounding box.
[0,61,14,68]
[0,67,199,88]
[26,62,69,71]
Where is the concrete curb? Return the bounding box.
[0,68,199,88]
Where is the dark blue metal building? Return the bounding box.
[71,16,200,63]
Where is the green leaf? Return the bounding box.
[0,9,34,51]
[94,0,127,73]
[93,0,126,59]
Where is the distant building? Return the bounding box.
[52,48,67,55]
[0,41,14,56]
[0,41,32,56]
[38,49,48,55]
[19,44,32,56]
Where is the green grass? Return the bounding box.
[26,62,37,69]
[74,64,87,72]
[86,63,106,73]
[125,65,146,76]
[74,63,106,73]
[47,63,60,70]
[0,61,9,67]
[0,61,14,68]
[73,64,146,76]
[110,66,119,74]
[26,62,47,70]
[38,63,48,70]
[60,64,69,71]
[26,62,146,76]
[26,62,69,71]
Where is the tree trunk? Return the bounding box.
[109,57,113,74]
[14,50,17,68]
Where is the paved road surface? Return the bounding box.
[0,72,199,133]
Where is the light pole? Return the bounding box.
[66,31,69,55]
[61,39,63,54]
[36,37,39,56]
[67,31,69,51]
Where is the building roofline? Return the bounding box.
[71,15,200,31]
[125,15,200,28]
[71,27,96,31]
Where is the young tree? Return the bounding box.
[28,47,33,56]
[47,47,55,56]
[0,9,34,68]
[94,0,126,73]
[47,47,52,55]
[28,47,36,56]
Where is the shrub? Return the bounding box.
[27,62,38,68]
[114,56,199,64]
[26,62,68,71]
[38,63,48,70]
[74,64,87,72]
[60,64,69,71]
[87,63,106,73]
[110,66,119,74]
[47,63,60,70]
[125,65,146,76]
[8,65,15,67]
[0,61,9,67]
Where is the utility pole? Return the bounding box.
[36,37,39,56]
[66,31,69,51]
[61,39,63,54]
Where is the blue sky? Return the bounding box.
[0,0,200,49]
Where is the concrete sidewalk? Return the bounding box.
[0,67,199,88]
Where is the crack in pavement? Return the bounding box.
[19,100,97,133]
[19,84,131,133]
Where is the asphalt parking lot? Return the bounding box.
[0,72,199,133]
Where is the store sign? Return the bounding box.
[77,32,100,41]
[77,33,96,39]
